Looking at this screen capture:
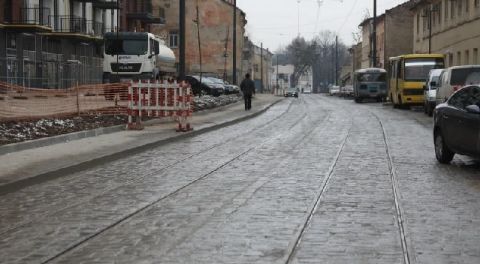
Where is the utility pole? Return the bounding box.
[423,6,438,54]
[372,0,377,67]
[232,0,237,84]
[195,0,202,82]
[335,35,338,86]
[276,55,279,90]
[223,25,230,81]
[260,42,264,93]
[116,0,120,79]
[179,0,186,79]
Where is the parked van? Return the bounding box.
[436,65,480,105]
[423,69,444,116]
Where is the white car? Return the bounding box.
[436,65,480,105]
[329,86,340,96]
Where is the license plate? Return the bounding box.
[120,78,132,83]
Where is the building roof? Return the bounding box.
[358,14,385,28]
[409,0,434,11]
[359,0,417,27]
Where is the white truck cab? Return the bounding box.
[103,32,176,83]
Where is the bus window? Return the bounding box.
[404,58,444,82]
[357,72,386,82]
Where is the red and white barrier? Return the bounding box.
[127,80,193,131]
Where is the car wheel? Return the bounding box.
[434,131,455,164]
[424,102,428,114]
[428,105,434,117]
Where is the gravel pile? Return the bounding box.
[0,94,242,146]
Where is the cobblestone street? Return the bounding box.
[1,95,479,264]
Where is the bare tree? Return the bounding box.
[285,37,317,87]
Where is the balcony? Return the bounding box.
[73,0,120,10]
[50,16,105,38]
[126,0,165,24]
[3,8,52,30]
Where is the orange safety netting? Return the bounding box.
[0,81,131,121]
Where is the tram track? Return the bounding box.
[283,124,352,264]
[37,95,333,263]
[0,100,299,237]
[372,111,412,264]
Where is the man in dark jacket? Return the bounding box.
[240,73,256,110]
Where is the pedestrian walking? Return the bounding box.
[240,73,256,111]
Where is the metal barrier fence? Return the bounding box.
[0,54,103,89]
[0,80,194,132]
[0,81,130,121]
[127,80,193,131]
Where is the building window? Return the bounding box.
[423,9,428,32]
[169,31,178,48]
[476,0,480,8]
[159,8,165,18]
[466,0,470,13]
[417,13,420,34]
[451,0,455,19]
[457,51,462,65]
[474,48,479,64]
[465,50,470,64]
[449,53,454,67]
[445,0,449,21]
[458,0,462,16]
[254,64,259,73]
[437,2,442,25]
[417,14,420,35]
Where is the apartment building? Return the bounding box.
[360,14,385,69]
[359,1,415,69]
[412,0,480,67]
[242,38,273,92]
[149,0,247,84]
[0,0,119,88]
[120,0,164,32]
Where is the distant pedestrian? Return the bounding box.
[240,73,256,111]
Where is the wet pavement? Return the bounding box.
[1,95,479,264]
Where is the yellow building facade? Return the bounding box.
[413,0,480,66]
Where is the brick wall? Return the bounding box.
[152,0,246,83]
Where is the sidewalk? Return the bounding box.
[0,94,282,194]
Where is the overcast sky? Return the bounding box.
[236,0,409,52]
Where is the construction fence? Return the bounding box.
[0,80,194,131]
[0,80,129,120]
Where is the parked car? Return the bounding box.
[224,84,240,94]
[435,65,480,105]
[185,76,224,96]
[433,85,480,163]
[284,88,298,98]
[205,77,226,96]
[340,85,354,97]
[329,85,340,96]
[185,75,210,96]
[424,69,444,116]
